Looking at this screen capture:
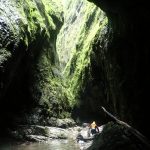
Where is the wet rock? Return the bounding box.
[48,117,76,128]
[82,123,90,128]
[88,122,150,150]
[25,135,49,142]
[45,127,68,139]
[9,125,69,141]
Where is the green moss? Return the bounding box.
[0,0,107,120]
[0,0,68,118]
[57,0,108,107]
[21,0,71,118]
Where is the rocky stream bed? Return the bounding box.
[0,117,149,150]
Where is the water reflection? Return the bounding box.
[0,139,80,150]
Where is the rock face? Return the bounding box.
[0,0,68,131]
[0,0,107,133]
[88,122,150,150]
[56,0,107,120]
[85,0,150,138]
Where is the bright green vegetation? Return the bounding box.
[0,0,68,118]
[57,0,108,108]
[0,0,107,119]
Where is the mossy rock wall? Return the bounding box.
[0,0,70,128]
[0,0,107,127]
[87,0,150,138]
[57,0,107,121]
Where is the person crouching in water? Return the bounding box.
[90,121,99,135]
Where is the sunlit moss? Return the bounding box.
[57,0,108,107]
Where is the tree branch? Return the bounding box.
[101,106,150,149]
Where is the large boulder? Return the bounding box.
[88,122,150,150]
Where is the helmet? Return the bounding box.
[92,121,96,124]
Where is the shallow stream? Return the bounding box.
[0,139,80,150]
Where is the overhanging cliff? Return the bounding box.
[87,0,150,138]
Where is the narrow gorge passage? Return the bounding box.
[0,0,150,150]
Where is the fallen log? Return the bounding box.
[101,106,150,149]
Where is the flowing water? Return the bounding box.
[0,139,80,150]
